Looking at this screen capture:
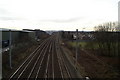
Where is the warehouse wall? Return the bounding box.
[2,30,36,48]
[2,31,19,41]
[28,32,36,40]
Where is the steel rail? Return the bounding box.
[35,38,53,79]
[44,54,50,78]
[44,38,54,79]
[9,46,39,79]
[28,37,53,79]
[17,38,52,79]
[55,35,65,79]
[54,40,64,79]
[19,38,51,78]
[57,33,72,79]
[45,37,56,79]
[59,47,72,78]
[9,37,51,79]
[27,39,50,79]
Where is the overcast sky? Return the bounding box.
[0,0,119,31]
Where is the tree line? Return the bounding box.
[60,22,119,57]
[94,22,120,57]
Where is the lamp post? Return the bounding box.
[9,29,12,69]
[75,29,78,69]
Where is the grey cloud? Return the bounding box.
[40,17,84,23]
[0,8,9,15]
[0,8,23,21]
[0,8,15,20]
[0,16,22,20]
[0,17,15,20]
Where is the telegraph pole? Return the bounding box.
[9,29,12,69]
[75,29,78,69]
[0,29,2,79]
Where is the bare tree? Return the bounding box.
[94,22,117,32]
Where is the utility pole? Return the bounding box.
[9,29,12,69]
[0,29,2,79]
[75,29,78,69]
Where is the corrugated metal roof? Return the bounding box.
[0,28,18,31]
[19,30,34,32]
[0,28,34,32]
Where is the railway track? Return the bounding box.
[55,33,72,79]
[8,33,81,79]
[9,36,53,79]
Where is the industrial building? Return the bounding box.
[0,28,36,48]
